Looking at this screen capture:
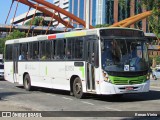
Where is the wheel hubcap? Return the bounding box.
[75,82,81,94]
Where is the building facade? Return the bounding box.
[53,0,96,28]
[12,0,153,32]
[53,0,70,27]
[96,0,148,32]
[54,0,150,32]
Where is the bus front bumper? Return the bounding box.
[100,80,150,95]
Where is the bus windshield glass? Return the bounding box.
[101,39,149,72]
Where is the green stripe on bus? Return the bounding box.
[45,66,48,75]
[79,67,85,78]
[108,75,147,85]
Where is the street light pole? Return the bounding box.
[86,0,90,29]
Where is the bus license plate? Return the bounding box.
[125,87,134,91]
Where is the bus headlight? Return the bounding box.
[103,71,111,83]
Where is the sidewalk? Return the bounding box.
[150,76,160,88]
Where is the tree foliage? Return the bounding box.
[119,0,160,38]
[0,30,25,54]
[0,38,6,54]
[5,30,25,40]
[25,17,50,26]
[94,24,110,28]
[141,0,160,38]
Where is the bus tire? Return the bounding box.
[24,74,31,91]
[73,77,84,99]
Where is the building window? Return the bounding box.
[106,0,114,24]
[63,2,69,5]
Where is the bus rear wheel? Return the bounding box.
[73,77,84,99]
[24,74,31,91]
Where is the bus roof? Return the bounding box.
[5,27,143,44]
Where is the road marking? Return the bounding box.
[81,101,94,105]
[62,97,73,101]
[105,107,122,111]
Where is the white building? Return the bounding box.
[96,0,106,25]
[53,0,70,27]
[10,9,43,25]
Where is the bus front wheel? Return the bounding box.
[24,74,31,91]
[73,77,84,99]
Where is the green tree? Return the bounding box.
[0,30,25,54]
[6,30,25,40]
[119,0,160,38]
[25,17,50,26]
[0,38,6,54]
[94,24,110,28]
[141,0,160,38]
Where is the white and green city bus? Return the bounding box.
[4,27,150,98]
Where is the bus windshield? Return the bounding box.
[101,39,149,72]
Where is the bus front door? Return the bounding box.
[13,45,19,83]
[86,40,98,92]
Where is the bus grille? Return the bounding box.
[112,79,145,85]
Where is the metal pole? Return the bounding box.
[86,0,90,29]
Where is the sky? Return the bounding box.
[0,0,53,24]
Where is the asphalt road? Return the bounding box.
[0,79,160,120]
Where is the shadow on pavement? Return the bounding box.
[16,86,70,96]
[16,85,160,102]
[0,78,6,81]
[0,92,24,101]
[83,90,160,102]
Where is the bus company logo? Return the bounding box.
[2,112,12,117]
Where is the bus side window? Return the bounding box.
[66,38,72,59]
[29,42,39,60]
[75,37,84,59]
[66,37,84,60]
[40,41,45,60]
[52,40,56,60]
[40,40,52,60]
[19,43,28,61]
[55,39,66,60]
[5,45,13,61]
[46,41,51,60]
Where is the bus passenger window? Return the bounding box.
[40,41,51,60]
[75,38,84,59]
[29,42,39,60]
[19,43,28,61]
[55,39,65,60]
[66,38,73,60]
[5,45,13,61]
